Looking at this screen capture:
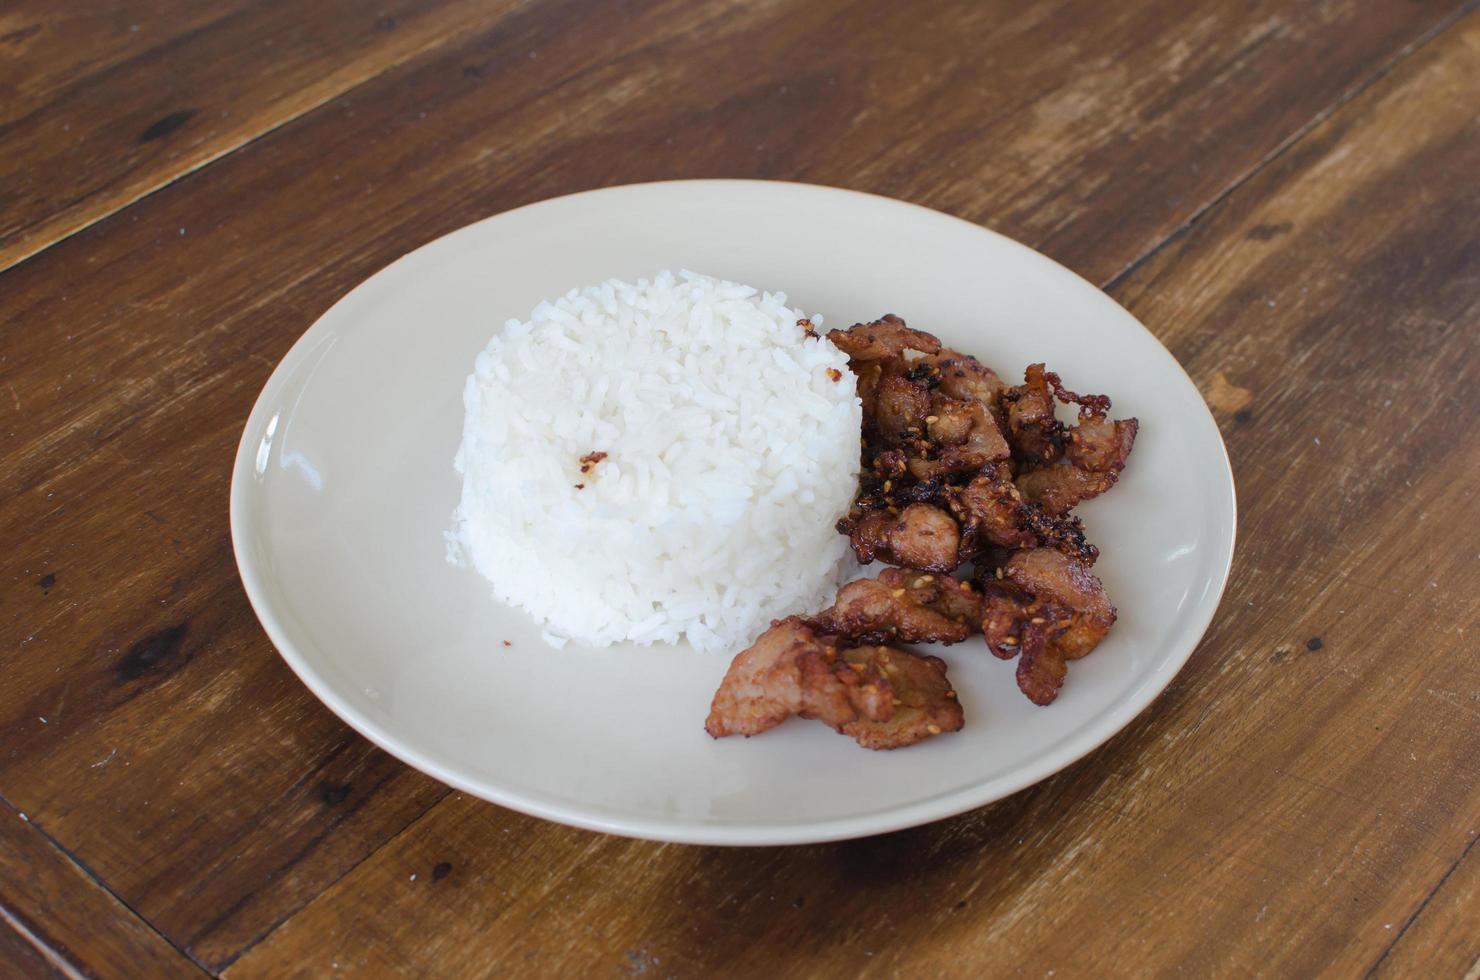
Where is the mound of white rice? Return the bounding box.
[450,270,861,652]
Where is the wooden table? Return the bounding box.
[3,1,1477,976]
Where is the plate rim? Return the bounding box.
[230,178,1238,846]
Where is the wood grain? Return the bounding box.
[1,0,1477,974]
[0,0,528,271]
[0,802,203,978]
[226,9,1480,978]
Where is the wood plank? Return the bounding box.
[0,0,528,271]
[0,803,205,978]
[1368,837,1480,978]
[225,10,1480,978]
[0,0,1472,971]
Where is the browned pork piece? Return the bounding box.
[919,348,1007,411]
[827,314,941,362]
[1004,363,1139,515]
[704,618,888,739]
[1001,362,1067,465]
[1015,414,1140,514]
[873,373,932,444]
[836,502,961,572]
[947,467,1098,564]
[836,645,964,749]
[808,568,985,646]
[705,616,962,749]
[906,393,1010,481]
[978,548,1117,705]
[829,316,946,452]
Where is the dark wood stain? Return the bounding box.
[1234,409,1255,424]
[1305,636,1324,651]
[1247,221,1294,240]
[115,623,189,682]
[431,862,452,882]
[36,572,57,590]
[320,783,351,806]
[0,24,42,47]
[137,109,197,144]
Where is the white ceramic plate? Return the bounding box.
[231,180,1235,846]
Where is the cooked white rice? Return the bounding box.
[450,270,861,652]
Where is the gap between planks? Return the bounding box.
[1100,0,1480,295]
[0,790,207,977]
[1362,830,1480,978]
[0,903,88,980]
[209,787,452,974]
